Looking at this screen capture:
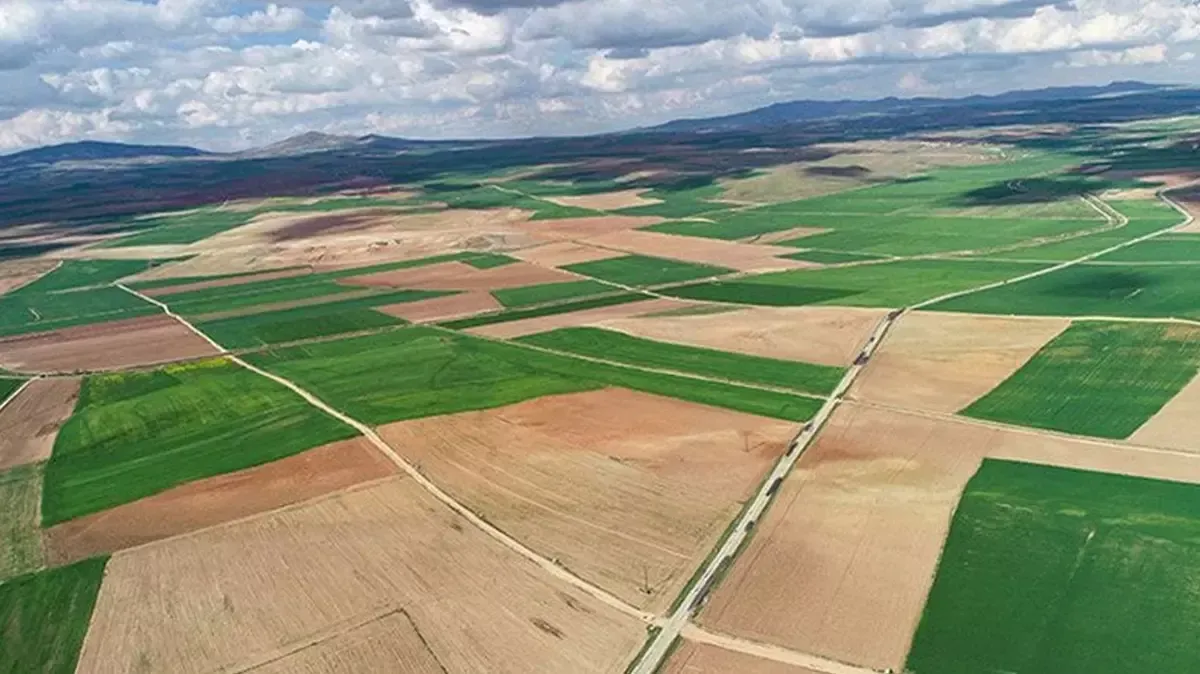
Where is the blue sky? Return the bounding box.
[1,0,1198,151]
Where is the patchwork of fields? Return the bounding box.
[3,124,1200,674]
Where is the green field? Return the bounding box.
[0,286,159,338]
[909,459,1200,674]
[663,259,1044,307]
[962,322,1200,439]
[779,250,889,264]
[127,265,308,291]
[517,327,843,395]
[16,259,166,293]
[564,255,733,286]
[1093,235,1200,262]
[245,327,819,424]
[615,184,731,219]
[976,199,1185,262]
[440,292,652,329]
[462,252,519,269]
[491,280,616,308]
[0,376,26,401]
[932,263,1200,319]
[0,556,107,674]
[99,210,256,247]
[43,358,356,525]
[0,463,43,581]
[196,289,447,348]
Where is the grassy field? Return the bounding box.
[932,263,1200,319]
[43,358,356,524]
[0,463,43,581]
[0,376,26,401]
[517,327,844,395]
[491,280,616,308]
[128,265,309,291]
[196,289,447,348]
[17,259,166,293]
[99,210,256,248]
[564,255,734,286]
[779,250,889,264]
[461,252,518,269]
[663,259,1045,308]
[975,199,1185,262]
[0,556,107,674]
[1093,236,1200,262]
[909,459,1200,674]
[245,327,819,424]
[615,184,731,218]
[440,292,652,329]
[0,286,159,338]
[962,322,1200,439]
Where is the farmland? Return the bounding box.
[963,321,1200,439]
[491,279,617,307]
[0,314,219,373]
[0,463,43,580]
[98,210,256,248]
[43,358,356,524]
[0,285,159,338]
[439,291,654,329]
[0,556,107,674]
[564,254,734,286]
[908,459,1200,674]
[516,327,844,395]
[664,259,1045,307]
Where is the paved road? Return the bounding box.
[118,283,657,625]
[627,311,900,674]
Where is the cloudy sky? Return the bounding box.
[1,0,1198,151]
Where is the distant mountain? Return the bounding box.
[0,140,210,168]
[650,81,1172,133]
[238,131,477,158]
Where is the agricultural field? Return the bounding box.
[564,254,734,287]
[43,358,356,524]
[0,556,107,674]
[0,375,24,401]
[0,314,218,373]
[439,291,654,329]
[0,377,80,471]
[974,199,1186,261]
[0,285,159,338]
[516,327,844,395]
[664,259,1045,307]
[491,279,617,308]
[97,210,257,248]
[963,321,1200,439]
[909,459,1200,674]
[0,462,44,580]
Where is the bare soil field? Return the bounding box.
[664,640,822,674]
[700,404,995,671]
[43,436,395,565]
[340,260,578,292]
[77,475,643,674]
[544,190,661,211]
[581,230,810,272]
[0,314,220,373]
[512,241,625,267]
[142,268,313,297]
[248,608,449,674]
[1131,373,1200,453]
[467,297,691,338]
[269,208,424,242]
[0,259,59,295]
[376,291,501,323]
[988,424,1200,483]
[377,388,793,613]
[597,305,884,367]
[849,312,1069,413]
[0,377,80,471]
[516,215,665,240]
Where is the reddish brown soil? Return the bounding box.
[581,230,810,272]
[0,314,219,373]
[375,292,501,323]
[142,268,312,297]
[0,377,80,471]
[665,641,823,674]
[44,436,395,565]
[512,241,624,267]
[339,260,578,292]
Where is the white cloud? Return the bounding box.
[210,4,307,34]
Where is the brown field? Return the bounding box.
[700,404,994,670]
[580,230,810,272]
[77,475,644,674]
[377,388,793,613]
[0,377,80,471]
[0,259,59,295]
[248,608,448,674]
[43,436,395,565]
[467,297,691,338]
[544,190,661,211]
[988,422,1200,483]
[142,267,312,297]
[0,314,220,373]
[516,215,664,240]
[664,640,824,674]
[849,311,1069,413]
[1131,373,1200,453]
[598,305,884,367]
[339,260,577,292]
[270,208,430,242]
[376,291,501,323]
[512,241,624,267]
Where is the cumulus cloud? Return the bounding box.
[1,0,1199,152]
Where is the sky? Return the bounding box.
[0,0,1198,152]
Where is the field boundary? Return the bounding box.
[116,283,656,624]
[0,376,36,413]
[681,624,878,674]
